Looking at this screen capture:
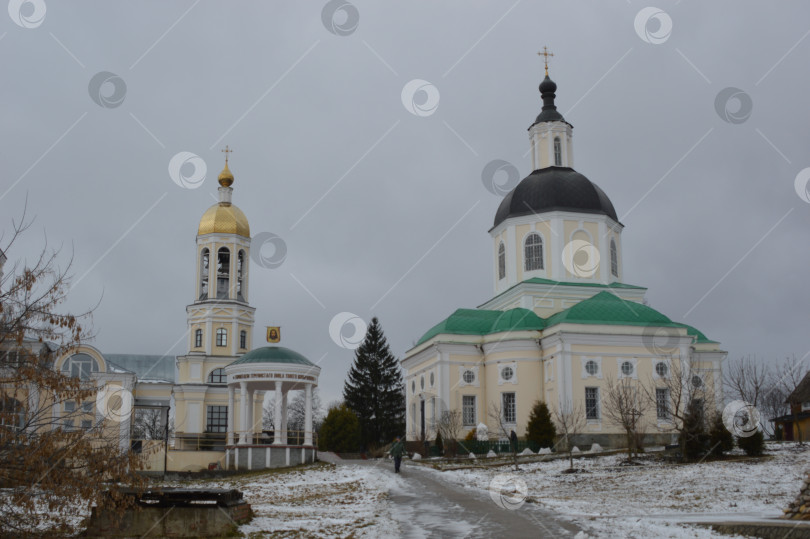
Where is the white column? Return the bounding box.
[304,384,313,446]
[247,390,255,444]
[227,385,235,446]
[238,382,247,445]
[273,381,282,445]
[281,390,288,445]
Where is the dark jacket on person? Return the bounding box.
[390,440,405,457]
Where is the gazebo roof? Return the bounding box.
[228,346,315,367]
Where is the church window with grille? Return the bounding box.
[195,329,202,348]
[237,250,245,299]
[524,233,544,271]
[553,137,562,166]
[462,396,476,426]
[240,330,247,349]
[502,392,516,423]
[610,239,618,277]
[585,387,600,419]
[498,242,506,280]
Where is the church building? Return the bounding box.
[402,66,726,448]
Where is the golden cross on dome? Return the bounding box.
[221,145,233,164]
[538,46,554,75]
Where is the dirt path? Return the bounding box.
[344,459,582,538]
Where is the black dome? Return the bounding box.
[493,167,620,228]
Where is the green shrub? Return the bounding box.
[318,404,361,453]
[737,430,765,456]
[680,400,709,461]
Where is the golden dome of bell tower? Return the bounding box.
[197,146,250,237]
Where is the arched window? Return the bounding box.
[216,328,227,347]
[208,368,226,384]
[553,137,562,166]
[524,233,544,271]
[240,330,247,349]
[237,250,245,300]
[498,242,506,280]
[199,248,209,299]
[194,329,203,348]
[610,239,618,277]
[61,353,99,380]
[216,247,230,299]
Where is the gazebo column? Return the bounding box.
[281,390,289,445]
[247,389,255,444]
[238,382,247,445]
[227,385,235,446]
[273,380,283,445]
[304,383,313,446]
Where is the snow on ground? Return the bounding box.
[424,442,810,538]
[202,462,399,538]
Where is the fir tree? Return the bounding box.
[318,404,361,453]
[737,429,765,456]
[709,414,734,457]
[343,317,406,448]
[526,401,556,449]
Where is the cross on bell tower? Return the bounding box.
[538,46,554,75]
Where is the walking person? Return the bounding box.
[390,436,405,473]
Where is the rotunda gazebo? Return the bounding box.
[224,346,320,470]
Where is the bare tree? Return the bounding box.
[487,402,519,471]
[602,375,649,462]
[724,355,773,434]
[552,401,587,471]
[642,357,715,460]
[287,388,324,433]
[435,410,463,457]
[0,210,145,536]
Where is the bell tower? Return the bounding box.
[174,149,257,439]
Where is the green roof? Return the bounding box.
[229,346,315,367]
[417,291,718,346]
[674,323,718,344]
[545,291,680,328]
[416,308,545,345]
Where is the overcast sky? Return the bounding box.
[2,1,809,406]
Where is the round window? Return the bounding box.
[691,375,703,388]
[585,360,598,376]
[621,361,634,376]
[430,372,435,387]
[655,362,668,377]
[501,366,514,381]
[463,370,475,384]
[420,376,425,390]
